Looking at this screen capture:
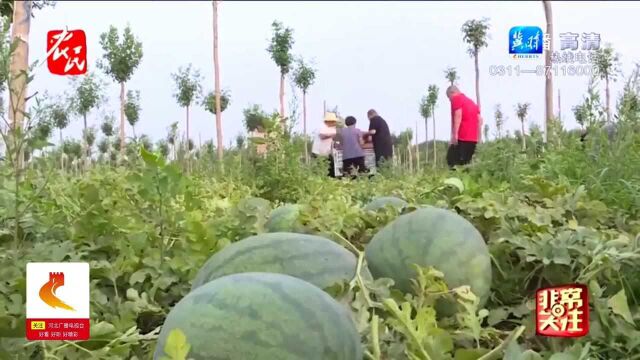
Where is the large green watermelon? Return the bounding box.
[365,207,491,308]
[191,232,360,292]
[265,204,305,233]
[155,272,363,360]
[364,196,408,212]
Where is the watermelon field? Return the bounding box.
[2,1,640,360]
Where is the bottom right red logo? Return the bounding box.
[536,284,589,337]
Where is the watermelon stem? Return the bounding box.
[370,314,382,360]
[477,325,525,360]
[332,231,375,308]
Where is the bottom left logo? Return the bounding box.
[26,262,90,341]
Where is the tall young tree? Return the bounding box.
[494,104,504,138]
[444,67,459,86]
[124,90,141,138]
[8,0,32,169]
[461,18,490,113]
[292,57,316,162]
[267,20,295,123]
[593,45,621,123]
[419,95,431,164]
[171,64,203,146]
[543,1,554,142]
[69,72,105,131]
[212,0,223,161]
[427,85,439,165]
[516,102,531,151]
[97,25,143,155]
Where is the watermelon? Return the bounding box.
[265,204,305,233]
[364,207,491,308]
[364,196,408,212]
[155,272,363,360]
[191,232,360,292]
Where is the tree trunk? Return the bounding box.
[415,120,420,171]
[303,91,308,163]
[543,0,554,143]
[82,113,88,169]
[279,73,285,124]
[8,0,32,170]
[59,128,63,145]
[474,52,481,112]
[213,0,224,162]
[474,51,482,144]
[186,105,190,146]
[605,75,611,122]
[521,121,527,151]
[424,118,429,165]
[119,82,125,155]
[432,107,436,167]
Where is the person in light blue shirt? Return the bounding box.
[337,116,368,177]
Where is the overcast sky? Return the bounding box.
[25,1,640,146]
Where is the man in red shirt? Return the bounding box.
[446,85,483,168]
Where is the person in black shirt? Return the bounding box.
[366,109,393,166]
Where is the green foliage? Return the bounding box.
[171,64,202,108]
[243,104,270,132]
[68,72,106,120]
[97,25,144,84]
[461,18,491,57]
[292,57,316,93]
[201,89,230,114]
[125,90,141,128]
[515,103,530,123]
[101,113,115,137]
[0,0,56,22]
[573,76,605,129]
[494,104,504,137]
[267,20,295,76]
[593,44,621,82]
[444,67,458,86]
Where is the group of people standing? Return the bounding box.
[311,109,393,177]
[311,85,482,177]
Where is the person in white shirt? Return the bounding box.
[311,112,338,177]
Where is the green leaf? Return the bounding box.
[162,328,191,360]
[607,288,634,324]
[140,146,159,168]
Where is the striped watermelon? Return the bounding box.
[364,196,408,212]
[191,232,360,292]
[265,204,306,233]
[155,272,363,360]
[364,207,491,309]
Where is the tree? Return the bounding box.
[494,104,504,138]
[616,64,640,124]
[419,95,431,163]
[212,0,224,162]
[292,57,316,162]
[543,1,554,143]
[8,0,33,169]
[483,124,490,141]
[47,101,69,144]
[97,25,143,155]
[267,20,295,123]
[124,90,141,138]
[101,113,115,137]
[593,44,621,123]
[171,64,202,146]
[444,67,459,86]
[427,85,439,165]
[515,103,530,151]
[573,76,604,129]
[69,72,105,131]
[461,18,490,113]
[202,89,230,114]
[0,0,54,22]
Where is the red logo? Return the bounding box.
[46,29,87,76]
[536,284,589,337]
